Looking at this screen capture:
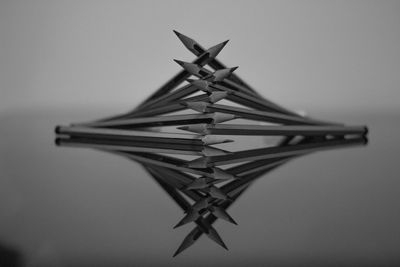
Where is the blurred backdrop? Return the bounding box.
[1,0,399,116]
[1,1,400,266]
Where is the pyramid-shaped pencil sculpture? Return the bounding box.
[55,31,368,257]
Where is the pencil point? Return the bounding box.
[173,231,197,257]
[231,66,239,72]
[173,59,184,66]
[189,79,211,92]
[183,101,210,113]
[208,186,229,200]
[212,168,235,180]
[209,206,237,225]
[206,40,229,59]
[201,135,234,145]
[174,210,200,228]
[173,31,198,53]
[178,124,208,134]
[213,112,236,123]
[209,91,228,103]
[213,67,236,81]
[172,30,181,37]
[186,157,210,168]
[175,61,203,76]
[185,177,214,190]
[206,227,228,250]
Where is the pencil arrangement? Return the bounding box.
[55,31,368,257]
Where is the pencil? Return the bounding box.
[75,112,236,129]
[109,150,235,180]
[186,136,367,168]
[55,125,234,145]
[55,137,231,156]
[178,124,368,136]
[122,94,211,118]
[182,101,341,125]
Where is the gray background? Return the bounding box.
[1,1,400,266]
[1,0,399,115]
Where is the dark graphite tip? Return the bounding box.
[172,30,181,37]
[173,59,185,66]
[230,66,239,72]
[207,40,229,59]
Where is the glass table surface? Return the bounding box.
[0,108,399,266]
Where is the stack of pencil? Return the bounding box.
[54,31,369,257]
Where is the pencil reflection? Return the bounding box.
[55,131,367,256]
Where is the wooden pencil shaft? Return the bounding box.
[136,52,210,107]
[134,84,197,112]
[194,124,367,136]
[228,156,293,177]
[210,82,298,115]
[56,138,210,156]
[147,166,208,201]
[146,166,204,200]
[78,113,221,128]
[116,150,229,179]
[145,168,192,210]
[127,94,211,118]
[56,126,207,145]
[222,160,288,196]
[56,136,206,151]
[193,102,332,125]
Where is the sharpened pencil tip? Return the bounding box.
[231,66,239,72]
[213,112,236,123]
[179,124,208,134]
[186,157,209,168]
[173,30,181,37]
[177,126,189,131]
[201,136,234,145]
[207,40,229,59]
[182,101,209,113]
[173,59,185,66]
